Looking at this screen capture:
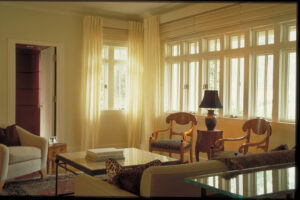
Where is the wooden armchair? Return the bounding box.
[149,112,197,163]
[210,118,272,160]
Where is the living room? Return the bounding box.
[0,1,297,197]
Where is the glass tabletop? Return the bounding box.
[184,163,295,198]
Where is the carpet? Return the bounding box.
[0,174,108,196]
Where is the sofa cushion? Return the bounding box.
[8,146,41,164]
[105,158,162,195]
[150,139,190,150]
[0,124,21,146]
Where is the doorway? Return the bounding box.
[15,44,56,138]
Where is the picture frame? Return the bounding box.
[49,136,57,144]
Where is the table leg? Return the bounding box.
[195,149,199,162]
[201,188,206,197]
[55,159,58,196]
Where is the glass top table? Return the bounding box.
[184,162,295,199]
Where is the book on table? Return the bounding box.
[86,147,124,162]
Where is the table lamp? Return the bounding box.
[199,90,223,130]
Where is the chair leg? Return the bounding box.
[39,168,47,179]
[180,151,184,163]
[169,152,172,157]
[190,148,193,163]
[0,181,5,192]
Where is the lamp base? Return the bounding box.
[205,110,217,130]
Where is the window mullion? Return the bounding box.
[108,47,114,110]
[264,55,268,117]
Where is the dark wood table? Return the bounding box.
[195,129,223,161]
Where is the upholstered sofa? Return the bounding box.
[74,149,295,197]
[0,125,48,192]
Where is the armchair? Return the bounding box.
[0,125,48,192]
[210,118,272,160]
[149,112,197,163]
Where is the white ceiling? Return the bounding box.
[1,1,196,20]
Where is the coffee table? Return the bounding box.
[55,147,179,196]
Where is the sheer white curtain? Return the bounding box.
[126,21,144,148]
[80,16,103,151]
[142,16,164,149]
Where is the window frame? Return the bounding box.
[101,44,128,111]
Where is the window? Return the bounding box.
[208,38,221,52]
[288,25,296,41]
[256,29,274,45]
[224,57,244,117]
[280,51,296,121]
[163,18,296,122]
[101,45,128,110]
[251,54,273,119]
[164,41,200,113]
[230,34,245,49]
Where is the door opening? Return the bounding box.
[15,44,56,139]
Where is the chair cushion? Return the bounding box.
[150,139,191,151]
[105,158,162,195]
[0,124,21,146]
[8,146,41,164]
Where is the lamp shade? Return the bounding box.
[199,90,223,109]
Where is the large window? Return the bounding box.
[101,45,128,110]
[163,19,296,123]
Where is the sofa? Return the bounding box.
[0,125,48,192]
[74,149,295,197]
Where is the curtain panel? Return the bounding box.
[80,16,103,151]
[142,16,164,149]
[126,21,144,148]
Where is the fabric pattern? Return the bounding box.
[270,144,289,151]
[150,139,190,150]
[105,158,162,195]
[216,149,295,170]
[0,124,21,146]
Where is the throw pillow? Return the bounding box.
[217,149,295,170]
[105,158,162,195]
[0,124,21,146]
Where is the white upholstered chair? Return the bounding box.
[0,125,48,192]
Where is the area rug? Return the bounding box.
[0,173,108,196]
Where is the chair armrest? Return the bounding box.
[16,126,48,169]
[211,135,248,152]
[151,127,171,141]
[0,144,9,181]
[238,138,269,153]
[74,174,138,197]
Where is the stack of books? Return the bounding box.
[85,147,124,162]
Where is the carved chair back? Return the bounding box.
[166,112,197,139]
[242,118,272,153]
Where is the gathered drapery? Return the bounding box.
[80,16,103,151]
[126,21,144,148]
[142,16,164,149]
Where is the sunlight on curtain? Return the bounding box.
[126,21,144,148]
[142,16,164,149]
[80,16,103,150]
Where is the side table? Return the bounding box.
[195,129,223,161]
[48,143,67,174]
